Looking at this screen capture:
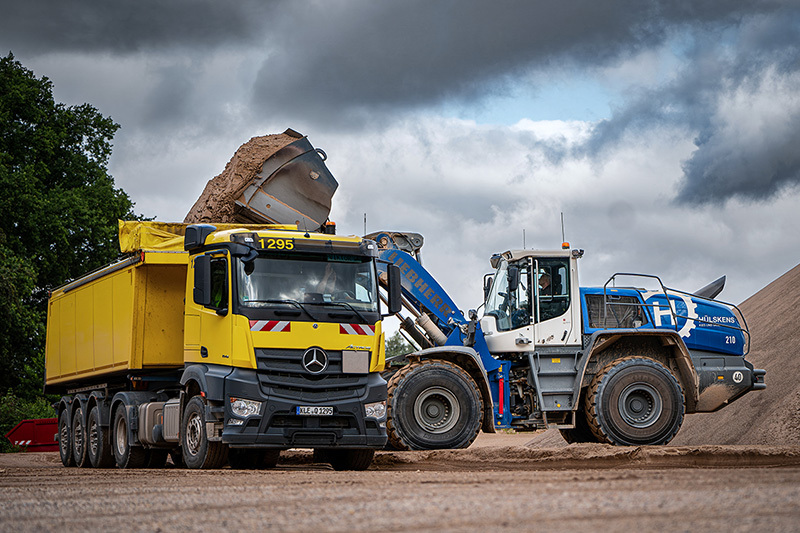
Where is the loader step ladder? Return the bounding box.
[527,350,582,428]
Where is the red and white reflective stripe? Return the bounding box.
[249,320,291,332]
[339,324,375,336]
[15,440,32,446]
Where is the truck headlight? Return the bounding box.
[230,397,262,417]
[364,401,386,420]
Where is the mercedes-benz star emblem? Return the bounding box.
[302,348,328,375]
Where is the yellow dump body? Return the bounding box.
[45,249,189,388]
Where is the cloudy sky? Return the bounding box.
[3,0,800,309]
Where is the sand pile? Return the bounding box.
[672,263,800,445]
[183,131,299,223]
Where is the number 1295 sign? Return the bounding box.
[259,238,294,250]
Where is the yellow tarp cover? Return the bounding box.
[118,221,295,253]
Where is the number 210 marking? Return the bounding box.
[725,335,736,344]
[260,238,294,250]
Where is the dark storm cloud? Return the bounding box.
[252,1,779,115]
[582,7,800,204]
[0,0,277,54]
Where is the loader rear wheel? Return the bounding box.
[387,360,483,450]
[72,407,89,467]
[585,357,685,446]
[113,406,148,468]
[58,409,75,467]
[87,405,115,468]
[314,448,375,471]
[181,396,228,469]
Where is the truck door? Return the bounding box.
[533,258,578,346]
[186,253,233,364]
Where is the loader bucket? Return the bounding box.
[234,135,338,230]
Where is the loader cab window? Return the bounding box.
[484,259,531,332]
[534,259,570,322]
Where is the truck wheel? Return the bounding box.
[229,448,280,469]
[585,357,685,446]
[181,396,228,469]
[87,405,115,468]
[387,360,483,450]
[559,405,597,444]
[58,409,75,467]
[314,448,374,471]
[72,407,89,467]
[113,406,148,468]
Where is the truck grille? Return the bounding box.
[254,348,368,401]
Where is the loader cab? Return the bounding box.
[481,249,582,352]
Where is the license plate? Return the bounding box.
[296,406,334,416]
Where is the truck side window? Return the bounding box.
[209,257,228,310]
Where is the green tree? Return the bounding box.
[385,331,414,364]
[0,53,135,400]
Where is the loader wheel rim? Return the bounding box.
[618,383,662,428]
[414,386,460,434]
[186,412,203,457]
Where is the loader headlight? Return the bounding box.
[364,401,386,420]
[230,397,262,417]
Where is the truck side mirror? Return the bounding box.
[387,264,402,315]
[193,255,211,306]
[508,265,520,292]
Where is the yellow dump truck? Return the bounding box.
[46,219,402,470]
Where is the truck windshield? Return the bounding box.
[236,253,379,313]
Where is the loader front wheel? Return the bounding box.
[387,360,482,450]
[585,357,684,446]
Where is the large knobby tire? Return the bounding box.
[181,396,228,469]
[559,404,598,444]
[112,406,148,468]
[58,409,75,467]
[72,407,89,467]
[314,448,375,471]
[229,448,281,470]
[585,357,685,446]
[87,405,115,468]
[387,360,483,450]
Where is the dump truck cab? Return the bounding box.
[183,224,390,454]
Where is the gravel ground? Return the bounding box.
[2,433,800,533]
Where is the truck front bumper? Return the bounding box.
[220,367,388,449]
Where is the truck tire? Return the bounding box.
[87,405,115,468]
[229,448,280,469]
[585,357,685,446]
[313,448,374,471]
[559,405,597,444]
[181,396,228,469]
[387,360,483,450]
[58,409,75,467]
[112,406,148,468]
[72,407,89,467]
